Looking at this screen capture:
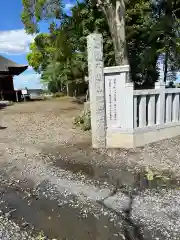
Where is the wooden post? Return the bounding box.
[15,91,19,102]
[1,91,4,101]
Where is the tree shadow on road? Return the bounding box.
[0,102,9,110]
[0,106,6,110]
[0,126,7,130]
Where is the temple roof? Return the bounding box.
[0,56,28,75]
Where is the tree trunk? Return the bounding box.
[98,0,128,65]
[66,82,69,96]
[164,0,173,83]
[164,51,169,83]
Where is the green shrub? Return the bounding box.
[8,101,14,106]
[52,92,65,98]
[73,110,91,131]
[35,230,45,240]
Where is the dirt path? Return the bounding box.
[1,98,180,177]
[0,99,180,239]
[0,99,125,239]
[0,98,91,147]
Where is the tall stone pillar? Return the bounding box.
[157,54,165,84]
[87,33,106,148]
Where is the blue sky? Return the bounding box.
[0,1,179,89]
[0,0,75,90]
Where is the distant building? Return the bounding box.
[26,88,43,95]
[21,88,44,100]
[0,55,28,101]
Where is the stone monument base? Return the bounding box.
[106,124,180,148]
[84,101,90,114]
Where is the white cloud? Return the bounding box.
[64,2,75,11]
[0,29,35,55]
[28,66,33,71]
[14,72,42,90]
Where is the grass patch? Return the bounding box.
[73,110,91,131]
[52,92,65,98]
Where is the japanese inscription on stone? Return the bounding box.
[113,78,117,120]
[106,76,117,122]
[87,33,106,148]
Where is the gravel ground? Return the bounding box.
[0,215,37,240]
[1,98,180,176]
[0,99,180,239]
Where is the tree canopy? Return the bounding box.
[21,0,62,34]
[22,0,180,92]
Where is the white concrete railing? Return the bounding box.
[104,66,180,133]
[104,65,180,148]
[87,33,180,148]
[133,87,180,131]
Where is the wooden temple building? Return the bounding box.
[0,55,28,101]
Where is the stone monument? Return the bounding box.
[87,33,106,148]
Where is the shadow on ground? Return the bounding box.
[0,105,7,110]
[0,179,123,240]
[71,96,86,104]
[0,126,7,130]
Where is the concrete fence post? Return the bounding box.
[122,81,134,131]
[155,81,165,125]
[87,33,106,148]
